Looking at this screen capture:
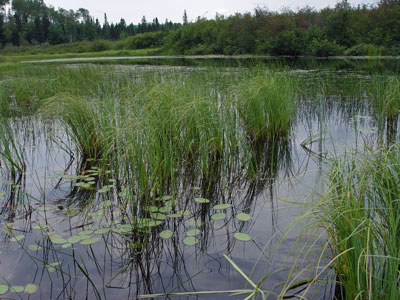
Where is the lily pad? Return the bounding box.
[236,213,251,222]
[0,284,8,295]
[159,229,173,239]
[183,237,198,246]
[10,235,25,242]
[78,230,94,235]
[62,243,72,249]
[211,213,226,221]
[51,238,68,244]
[97,186,111,193]
[63,175,80,180]
[144,206,159,212]
[100,200,113,208]
[194,198,210,204]
[32,224,46,230]
[212,204,232,210]
[167,213,183,218]
[24,284,38,294]
[150,213,166,220]
[10,286,24,293]
[186,229,200,237]
[28,244,41,251]
[78,235,92,240]
[234,232,251,242]
[67,236,82,244]
[80,237,101,245]
[155,195,172,201]
[143,220,162,227]
[94,228,111,235]
[159,205,173,213]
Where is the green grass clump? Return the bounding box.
[42,95,105,160]
[236,73,296,142]
[0,118,25,176]
[369,76,400,118]
[316,146,400,299]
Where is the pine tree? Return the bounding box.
[183,9,188,25]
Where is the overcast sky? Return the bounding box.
[43,0,378,24]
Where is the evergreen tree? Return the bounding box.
[183,9,188,25]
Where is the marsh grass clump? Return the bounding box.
[0,118,25,176]
[369,76,400,118]
[316,146,400,299]
[42,95,105,160]
[236,73,296,143]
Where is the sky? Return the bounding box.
[43,0,378,24]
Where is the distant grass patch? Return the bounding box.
[0,48,160,63]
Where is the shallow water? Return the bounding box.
[0,60,397,299]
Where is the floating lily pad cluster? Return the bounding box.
[155,196,253,245]
[0,283,38,295]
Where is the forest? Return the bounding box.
[0,0,400,56]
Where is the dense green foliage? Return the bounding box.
[1,1,400,56]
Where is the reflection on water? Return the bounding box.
[27,56,400,73]
[0,63,399,299]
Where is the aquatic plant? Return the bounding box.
[236,73,296,142]
[42,95,105,160]
[314,146,400,299]
[0,118,25,176]
[369,75,400,118]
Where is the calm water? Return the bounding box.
[0,58,397,299]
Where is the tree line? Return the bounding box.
[1,0,400,56]
[0,0,181,47]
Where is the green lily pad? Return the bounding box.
[63,175,80,180]
[78,235,92,240]
[212,204,232,210]
[211,213,226,221]
[159,229,173,239]
[28,244,41,251]
[143,220,162,227]
[24,284,38,294]
[10,285,24,293]
[144,206,159,212]
[183,237,198,246]
[186,229,200,237]
[32,224,46,230]
[94,228,111,235]
[0,284,8,294]
[100,200,113,207]
[150,213,166,220]
[236,213,251,221]
[234,232,251,241]
[168,213,183,218]
[62,243,72,249]
[80,237,101,245]
[67,235,82,244]
[155,195,172,201]
[97,186,111,193]
[159,205,173,213]
[10,235,25,242]
[51,238,68,244]
[194,198,210,204]
[46,266,56,272]
[78,230,94,235]
[84,177,96,182]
